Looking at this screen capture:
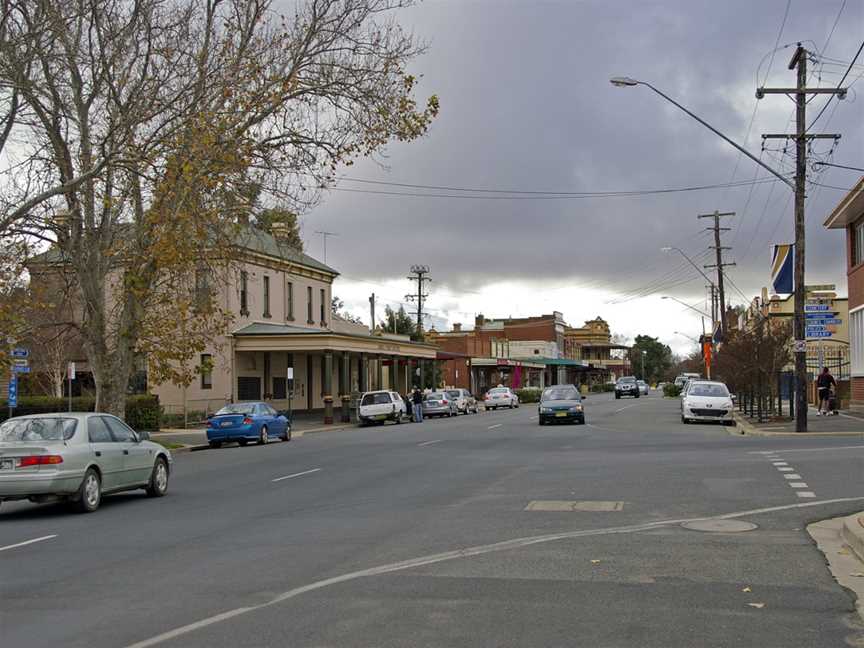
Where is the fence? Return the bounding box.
[737,369,850,423]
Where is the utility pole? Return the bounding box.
[405,265,431,339]
[369,293,376,334]
[757,43,845,432]
[699,210,735,340]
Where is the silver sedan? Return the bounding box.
[0,412,172,513]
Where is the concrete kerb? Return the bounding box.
[842,513,864,565]
[731,410,864,437]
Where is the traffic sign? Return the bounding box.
[793,340,807,352]
[11,365,30,373]
[7,375,17,408]
[806,331,833,338]
[10,348,28,358]
[805,318,842,325]
[804,304,831,312]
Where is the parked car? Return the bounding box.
[206,402,291,447]
[0,413,172,513]
[446,388,478,414]
[484,386,519,410]
[615,376,640,399]
[358,390,406,426]
[538,385,585,425]
[423,391,459,417]
[680,380,734,425]
[637,380,649,395]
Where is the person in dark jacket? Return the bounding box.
[816,367,836,416]
[411,386,424,423]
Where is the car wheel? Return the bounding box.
[76,468,101,513]
[281,427,291,441]
[615,394,620,399]
[681,415,688,424]
[238,439,248,446]
[146,457,169,498]
[208,441,222,449]
[258,426,268,445]
[394,413,402,424]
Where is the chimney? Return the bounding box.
[453,322,462,332]
[475,314,485,328]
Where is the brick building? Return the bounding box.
[823,176,864,407]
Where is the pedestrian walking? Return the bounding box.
[412,386,424,423]
[816,367,836,416]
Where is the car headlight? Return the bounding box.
[540,406,552,413]
[570,405,583,412]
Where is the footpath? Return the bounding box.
[732,407,864,437]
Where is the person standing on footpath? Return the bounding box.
[412,386,424,423]
[816,367,836,416]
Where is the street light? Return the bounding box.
[609,77,793,188]
[661,247,715,288]
[673,331,699,344]
[661,295,711,319]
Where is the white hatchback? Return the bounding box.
[681,381,734,425]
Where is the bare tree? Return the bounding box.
[0,0,438,415]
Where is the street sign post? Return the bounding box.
[10,348,28,359]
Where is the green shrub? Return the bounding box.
[590,383,615,393]
[515,388,542,403]
[663,384,682,398]
[0,394,161,430]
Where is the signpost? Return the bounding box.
[7,374,17,416]
[286,366,294,424]
[68,362,76,413]
[7,346,27,417]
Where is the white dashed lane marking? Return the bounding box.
[0,535,57,553]
[762,456,816,498]
[783,474,802,479]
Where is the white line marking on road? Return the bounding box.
[271,468,321,483]
[772,462,788,466]
[778,467,794,472]
[0,535,57,553]
[797,491,817,498]
[123,495,864,648]
[789,482,808,488]
[417,439,443,447]
[614,404,639,413]
[749,445,864,455]
[488,424,502,429]
[783,474,802,480]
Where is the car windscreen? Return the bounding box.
[361,393,392,405]
[688,383,729,397]
[0,417,77,442]
[543,389,580,401]
[215,404,256,415]
[618,379,636,384]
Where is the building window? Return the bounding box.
[237,376,261,401]
[852,309,864,377]
[854,221,864,267]
[307,286,313,323]
[200,354,213,389]
[272,377,287,400]
[286,281,294,320]
[240,271,249,316]
[263,276,271,318]
[320,288,326,325]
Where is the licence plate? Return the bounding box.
[555,412,567,418]
[220,421,233,427]
[0,459,13,470]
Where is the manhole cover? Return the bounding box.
[681,519,758,533]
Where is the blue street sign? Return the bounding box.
[805,318,842,325]
[805,312,837,318]
[10,348,28,358]
[11,365,30,373]
[8,375,17,408]
[804,304,831,312]
[806,331,833,338]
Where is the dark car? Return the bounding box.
[538,385,585,425]
[615,376,640,399]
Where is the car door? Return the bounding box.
[257,404,275,438]
[105,416,153,486]
[87,416,126,491]
[265,404,286,436]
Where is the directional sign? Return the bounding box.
[806,312,838,318]
[806,318,842,325]
[804,304,831,312]
[7,375,17,408]
[806,331,833,338]
[11,365,30,373]
[10,348,28,358]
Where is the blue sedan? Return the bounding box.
[206,402,291,448]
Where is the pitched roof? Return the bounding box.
[233,322,327,336]
[28,223,338,276]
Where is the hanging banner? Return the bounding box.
[702,340,712,373]
[771,244,794,295]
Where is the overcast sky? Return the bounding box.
[292,0,863,356]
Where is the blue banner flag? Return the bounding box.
[771,244,794,295]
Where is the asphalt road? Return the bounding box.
[2,392,864,647]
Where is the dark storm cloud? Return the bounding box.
[298,0,863,303]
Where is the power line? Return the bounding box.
[807,38,864,131]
